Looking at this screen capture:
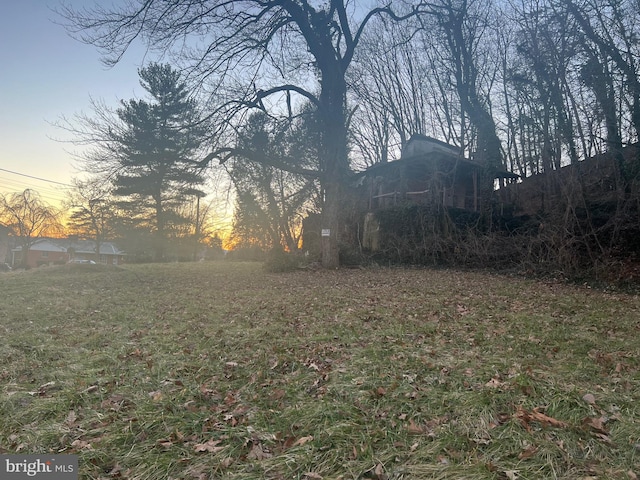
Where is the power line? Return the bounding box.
[0,175,68,193]
[0,175,70,200]
[0,167,73,187]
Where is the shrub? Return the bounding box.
[263,248,301,272]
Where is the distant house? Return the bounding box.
[357,134,518,212]
[11,238,125,268]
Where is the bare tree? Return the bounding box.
[0,190,62,267]
[350,13,473,169]
[565,0,640,140]
[60,0,428,267]
[350,18,430,168]
[65,177,118,262]
[506,0,581,176]
[423,0,504,224]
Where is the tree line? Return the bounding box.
[4,0,640,271]
[351,0,640,176]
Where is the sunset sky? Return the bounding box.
[0,0,149,207]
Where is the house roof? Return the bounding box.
[401,134,461,158]
[12,238,125,255]
[360,135,519,180]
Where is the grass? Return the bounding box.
[0,261,638,479]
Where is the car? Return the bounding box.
[68,259,97,264]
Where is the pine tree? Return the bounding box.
[112,63,206,261]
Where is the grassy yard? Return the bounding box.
[0,262,638,479]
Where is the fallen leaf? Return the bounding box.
[193,439,225,453]
[303,473,323,479]
[149,390,163,402]
[292,435,314,447]
[130,348,143,358]
[107,464,125,477]
[582,416,609,434]
[66,410,77,426]
[224,391,238,405]
[456,304,470,315]
[307,362,320,371]
[594,432,612,444]
[407,419,425,434]
[518,445,538,460]
[247,442,272,460]
[269,389,286,401]
[485,377,505,389]
[157,439,174,449]
[199,385,217,397]
[490,412,511,429]
[361,463,387,480]
[505,470,519,480]
[514,406,567,431]
[71,439,93,450]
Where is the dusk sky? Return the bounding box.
[0,0,151,207]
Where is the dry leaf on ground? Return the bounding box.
[514,406,568,431]
[193,439,225,453]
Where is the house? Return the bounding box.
[357,134,518,212]
[355,135,519,251]
[11,238,126,268]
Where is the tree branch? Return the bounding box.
[252,85,319,108]
[201,147,320,179]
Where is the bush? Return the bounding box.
[262,248,301,272]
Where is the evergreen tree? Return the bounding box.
[112,63,206,261]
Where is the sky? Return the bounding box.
[0,0,149,207]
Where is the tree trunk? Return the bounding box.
[154,195,165,262]
[321,182,341,268]
[317,63,349,268]
[436,0,502,228]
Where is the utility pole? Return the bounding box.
[194,193,201,261]
[187,189,206,261]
